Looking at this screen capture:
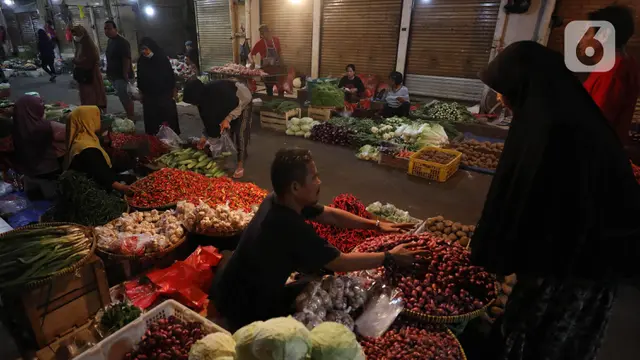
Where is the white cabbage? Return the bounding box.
[309,322,362,360]
[189,332,236,360]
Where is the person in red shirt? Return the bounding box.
[581,5,639,145]
[250,24,283,96]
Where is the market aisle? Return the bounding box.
[2,75,639,360]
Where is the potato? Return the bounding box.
[434,231,443,236]
[451,222,461,231]
[469,225,476,232]
[435,222,445,231]
[429,225,437,232]
[458,236,469,247]
[435,215,444,221]
[456,231,467,237]
[443,227,452,235]
[447,233,458,241]
[443,220,453,227]
[461,225,470,233]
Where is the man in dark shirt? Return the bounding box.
[104,20,135,119]
[185,41,200,74]
[212,148,426,331]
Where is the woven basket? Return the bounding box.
[446,327,468,360]
[95,220,187,261]
[401,297,495,325]
[193,228,243,238]
[0,222,96,291]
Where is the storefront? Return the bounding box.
[319,0,402,78]
[404,0,501,101]
[260,0,313,76]
[194,0,234,70]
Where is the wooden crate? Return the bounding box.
[260,108,301,132]
[307,105,333,121]
[0,255,111,351]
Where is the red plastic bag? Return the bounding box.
[125,279,160,309]
[360,74,379,98]
[183,245,222,290]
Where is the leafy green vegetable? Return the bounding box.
[263,99,300,113]
[100,302,142,333]
[311,83,344,107]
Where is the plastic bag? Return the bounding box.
[205,131,237,159]
[124,279,160,309]
[156,125,184,149]
[355,283,404,338]
[0,181,13,197]
[0,194,29,214]
[127,82,141,100]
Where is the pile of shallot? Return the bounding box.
[124,316,204,360]
[176,200,254,234]
[95,210,184,255]
[359,323,463,360]
[353,233,496,317]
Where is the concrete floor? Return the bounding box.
[1,75,639,359]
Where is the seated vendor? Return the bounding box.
[183,78,252,179]
[383,71,410,117]
[211,148,426,331]
[338,64,365,103]
[65,106,132,194]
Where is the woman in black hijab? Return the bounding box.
[37,29,56,82]
[137,37,180,135]
[473,41,640,360]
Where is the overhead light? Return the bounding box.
[3,0,15,6]
[144,5,155,17]
[290,0,301,3]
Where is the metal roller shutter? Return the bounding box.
[194,0,233,70]
[547,0,640,124]
[405,0,500,101]
[16,12,39,46]
[260,0,313,75]
[320,0,402,78]
[92,6,111,52]
[69,6,95,46]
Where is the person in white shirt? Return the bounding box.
[383,71,410,117]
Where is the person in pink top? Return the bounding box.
[580,5,639,146]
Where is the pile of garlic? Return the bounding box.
[95,210,185,255]
[176,200,254,234]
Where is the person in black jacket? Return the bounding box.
[338,64,365,103]
[137,37,180,135]
[37,29,56,82]
[183,78,252,178]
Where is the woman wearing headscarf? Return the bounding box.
[137,37,180,135]
[71,25,107,110]
[183,78,252,178]
[65,106,131,194]
[473,41,640,360]
[37,29,56,82]
[12,95,65,178]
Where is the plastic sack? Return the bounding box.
[205,131,237,159]
[124,279,160,309]
[0,181,13,198]
[354,283,404,338]
[127,82,141,100]
[156,125,184,149]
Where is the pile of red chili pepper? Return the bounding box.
[632,162,640,184]
[310,193,380,252]
[128,168,268,211]
[109,132,169,163]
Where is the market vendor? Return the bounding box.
[249,24,283,97]
[183,78,252,179]
[212,148,425,331]
[185,40,200,75]
[338,64,365,103]
[383,71,410,117]
[65,106,132,194]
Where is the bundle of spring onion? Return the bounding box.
[0,225,93,289]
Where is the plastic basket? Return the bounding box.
[75,300,229,360]
[408,147,462,182]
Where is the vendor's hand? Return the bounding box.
[249,62,255,69]
[389,243,429,267]
[197,136,207,150]
[220,118,231,133]
[378,222,415,233]
[397,97,405,103]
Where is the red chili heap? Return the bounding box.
[129,168,267,211]
[311,193,379,252]
[109,132,169,163]
[353,233,496,316]
[360,323,463,360]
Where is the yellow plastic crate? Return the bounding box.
[408,146,462,182]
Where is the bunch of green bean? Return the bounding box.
[50,171,128,226]
[0,225,92,289]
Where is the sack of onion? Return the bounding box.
[352,233,496,319]
[94,210,185,256]
[175,200,254,235]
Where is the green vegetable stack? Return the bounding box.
[156,148,226,177]
[0,225,92,289]
[311,82,344,107]
[420,100,474,123]
[99,302,142,334]
[46,171,128,226]
[263,99,300,114]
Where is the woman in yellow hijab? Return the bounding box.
[65,106,131,194]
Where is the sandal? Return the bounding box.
[233,168,244,179]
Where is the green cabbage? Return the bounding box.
[290,118,301,125]
[189,332,236,360]
[290,125,301,132]
[286,129,295,136]
[250,317,311,360]
[234,321,264,360]
[295,131,305,136]
[309,322,362,360]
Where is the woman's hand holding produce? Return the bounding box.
[220,117,231,133]
[378,222,415,233]
[389,243,429,267]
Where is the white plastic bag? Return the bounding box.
[205,131,237,159]
[127,82,141,100]
[355,283,404,338]
[156,125,183,149]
